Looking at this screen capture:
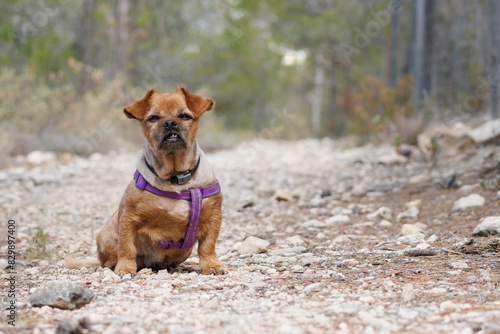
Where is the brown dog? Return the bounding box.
[66,88,227,276]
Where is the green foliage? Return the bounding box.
[25,229,54,260]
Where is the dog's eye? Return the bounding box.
[148,115,160,122]
[178,114,192,121]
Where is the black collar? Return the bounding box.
[144,156,201,185]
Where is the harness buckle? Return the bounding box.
[173,171,192,185]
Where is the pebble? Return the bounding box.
[286,235,306,245]
[402,283,415,302]
[367,206,393,223]
[302,283,325,293]
[396,207,419,222]
[275,189,292,201]
[29,280,93,310]
[449,261,469,269]
[452,194,486,212]
[237,236,270,254]
[472,216,500,236]
[325,215,351,225]
[302,219,326,228]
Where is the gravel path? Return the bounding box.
[1,139,500,333]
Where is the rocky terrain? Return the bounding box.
[1,137,500,334]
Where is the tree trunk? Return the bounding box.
[413,0,434,104]
[489,0,500,119]
[311,50,325,138]
[82,0,96,92]
[389,0,400,88]
[115,0,130,82]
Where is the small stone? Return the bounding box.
[427,235,438,243]
[379,219,393,227]
[331,235,351,243]
[302,282,325,293]
[367,206,394,223]
[359,296,375,304]
[103,268,120,282]
[401,283,414,302]
[378,153,407,165]
[237,236,270,255]
[286,235,306,245]
[396,207,419,222]
[275,189,292,201]
[26,151,57,166]
[302,219,326,228]
[458,184,481,194]
[440,300,460,312]
[325,215,351,226]
[452,194,485,212]
[401,223,426,237]
[449,261,469,269]
[472,216,500,237]
[29,280,93,310]
[405,199,422,209]
[316,232,327,239]
[138,268,153,276]
[291,265,304,273]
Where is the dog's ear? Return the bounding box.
[123,89,157,120]
[177,87,214,118]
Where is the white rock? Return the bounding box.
[103,268,120,282]
[452,194,485,212]
[26,151,57,166]
[405,199,422,209]
[237,236,270,255]
[449,261,469,269]
[472,216,500,236]
[379,219,393,227]
[467,118,500,144]
[331,235,351,243]
[302,219,326,228]
[359,296,375,304]
[302,282,325,293]
[401,223,426,237]
[275,189,292,201]
[378,153,408,165]
[427,235,438,243]
[440,300,460,312]
[458,184,481,194]
[367,206,393,223]
[401,283,414,302]
[286,235,306,245]
[396,207,419,222]
[325,215,351,226]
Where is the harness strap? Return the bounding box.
[133,170,221,250]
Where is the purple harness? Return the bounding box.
[133,170,221,250]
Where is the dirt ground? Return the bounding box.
[1,138,499,333]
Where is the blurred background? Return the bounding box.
[0,0,499,161]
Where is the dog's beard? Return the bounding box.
[156,130,188,153]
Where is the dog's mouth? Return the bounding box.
[165,132,180,142]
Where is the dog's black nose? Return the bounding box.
[163,120,178,130]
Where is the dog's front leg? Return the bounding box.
[198,214,228,275]
[114,215,139,276]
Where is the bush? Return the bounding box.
[349,75,425,144]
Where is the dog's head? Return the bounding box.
[123,87,214,155]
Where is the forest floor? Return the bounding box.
[1,138,500,334]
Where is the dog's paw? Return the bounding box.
[114,261,137,277]
[201,261,228,275]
